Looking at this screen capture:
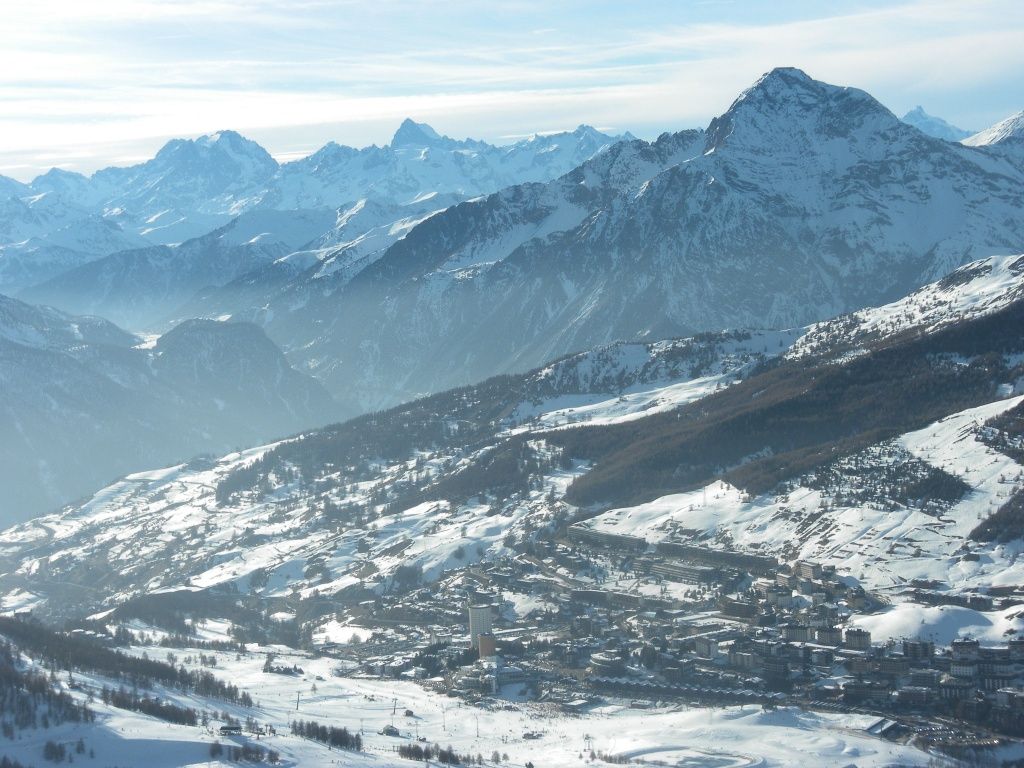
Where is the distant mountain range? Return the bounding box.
[0,122,629,320]
[0,192,149,294]
[0,121,628,252]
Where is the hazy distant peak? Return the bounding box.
[155,129,277,168]
[391,118,445,148]
[901,106,972,141]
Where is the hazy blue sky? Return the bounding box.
[2,0,1022,180]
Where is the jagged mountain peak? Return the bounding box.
[298,140,359,166]
[391,118,445,148]
[706,67,897,152]
[736,66,822,102]
[153,129,278,172]
[196,128,248,146]
[756,65,813,85]
[963,109,1024,146]
[32,167,88,184]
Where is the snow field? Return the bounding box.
[39,641,933,768]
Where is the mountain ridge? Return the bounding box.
[255,67,1024,415]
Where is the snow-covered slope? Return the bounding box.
[264,68,1024,414]
[0,631,935,768]
[963,110,1024,146]
[790,253,1024,359]
[510,329,801,429]
[3,253,1022,619]
[0,174,30,199]
[179,193,467,328]
[0,295,337,524]
[585,395,1024,597]
[901,105,971,141]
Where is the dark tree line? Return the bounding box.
[210,740,280,763]
[397,741,481,764]
[290,719,362,751]
[972,488,1024,543]
[0,617,252,708]
[100,685,198,726]
[979,401,1024,463]
[0,641,93,737]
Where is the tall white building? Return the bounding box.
[468,604,493,649]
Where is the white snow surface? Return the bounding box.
[586,395,1024,596]
[0,639,939,768]
[790,253,1024,360]
[851,602,1024,645]
[963,110,1024,146]
[512,330,801,430]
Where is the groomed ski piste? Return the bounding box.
[4,634,944,768]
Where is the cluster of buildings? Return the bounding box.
[317,530,1024,746]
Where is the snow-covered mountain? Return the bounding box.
[963,109,1024,147]
[176,192,466,327]
[0,295,337,524]
[85,130,278,243]
[790,252,1024,359]
[0,174,30,200]
[1,122,628,320]
[245,68,1024,415]
[7,123,627,255]
[257,121,629,212]
[900,105,971,141]
[0,192,149,293]
[2,253,1021,619]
